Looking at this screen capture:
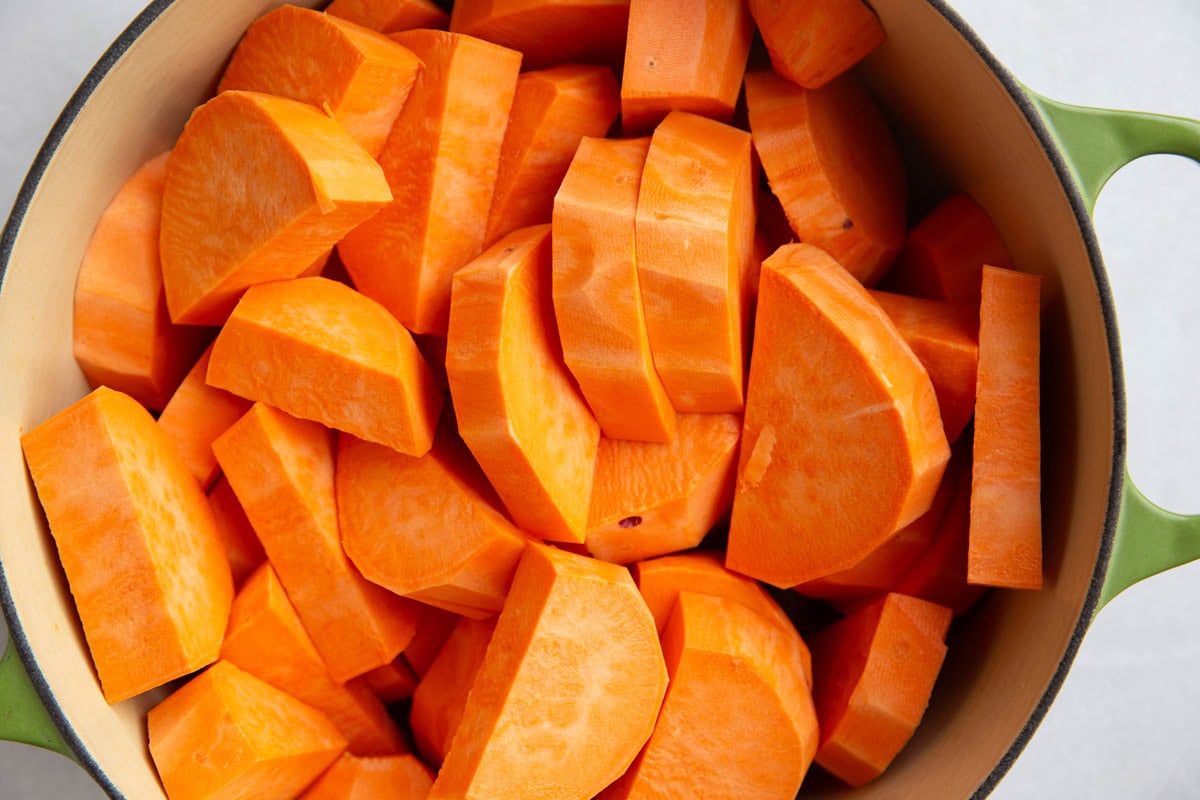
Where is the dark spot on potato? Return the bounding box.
[842,218,854,231]
[618,515,643,529]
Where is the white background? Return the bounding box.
[2,1,1200,798]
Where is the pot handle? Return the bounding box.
[1028,91,1200,609]
[0,637,73,756]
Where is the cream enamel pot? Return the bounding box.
[3,1,1199,798]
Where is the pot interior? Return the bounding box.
[0,1,1117,798]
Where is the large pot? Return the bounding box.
[2,1,1197,798]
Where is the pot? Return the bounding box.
[1,1,1197,798]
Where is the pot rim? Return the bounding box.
[0,1,1127,798]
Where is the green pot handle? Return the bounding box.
[0,636,72,756]
[1028,91,1200,609]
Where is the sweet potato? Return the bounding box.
[325,0,450,33]
[637,111,754,413]
[410,617,496,766]
[746,0,885,89]
[338,425,528,618]
[207,276,443,457]
[726,244,949,588]
[222,564,407,756]
[212,403,420,682]
[206,476,266,588]
[147,660,346,800]
[809,593,952,787]
[20,387,232,703]
[620,0,752,134]
[402,605,461,679]
[157,344,252,490]
[160,91,391,325]
[299,753,435,800]
[362,658,419,704]
[217,6,422,157]
[552,135,675,443]
[446,224,600,543]
[72,151,207,410]
[745,70,906,286]
[586,414,741,564]
[968,266,1042,589]
[429,544,667,800]
[338,29,521,335]
[448,0,630,70]
[487,64,621,247]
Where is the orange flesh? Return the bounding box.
[968,266,1043,589]
[362,657,419,704]
[620,0,752,134]
[211,403,420,682]
[147,660,347,800]
[299,753,435,800]
[206,276,444,457]
[600,591,818,800]
[429,543,667,800]
[636,110,753,413]
[217,6,422,157]
[337,29,521,335]
[552,135,676,443]
[446,225,601,543]
[585,413,741,564]
[72,151,207,410]
[157,344,252,490]
[205,476,266,589]
[809,593,953,788]
[403,605,462,678]
[410,616,497,766]
[20,387,233,703]
[338,427,528,618]
[726,244,949,588]
[325,0,450,33]
[449,0,631,71]
[487,64,621,247]
[160,90,392,325]
[746,0,885,89]
[222,564,407,756]
[744,70,906,286]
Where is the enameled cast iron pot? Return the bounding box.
[3,1,1200,797]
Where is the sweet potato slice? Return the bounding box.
[552,135,675,443]
[325,0,450,33]
[870,289,979,443]
[72,151,207,410]
[410,616,496,766]
[147,660,346,800]
[636,111,754,413]
[601,591,818,800]
[486,64,621,247]
[20,386,232,703]
[446,224,601,543]
[160,90,391,325]
[206,476,266,588]
[157,344,252,490]
[745,70,906,286]
[338,426,528,618]
[300,753,435,800]
[222,564,407,756]
[217,6,421,157]
[746,0,885,89]
[362,657,419,704]
[449,0,630,71]
[338,29,521,335]
[586,414,740,564]
[402,605,461,678]
[809,593,953,787]
[883,193,1014,305]
[727,244,949,588]
[620,0,752,134]
[207,276,443,457]
[212,403,420,682]
[968,266,1042,589]
[429,544,667,800]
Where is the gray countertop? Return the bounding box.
[3,1,1200,798]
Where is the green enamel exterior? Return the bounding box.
[0,640,72,757]
[1028,90,1200,610]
